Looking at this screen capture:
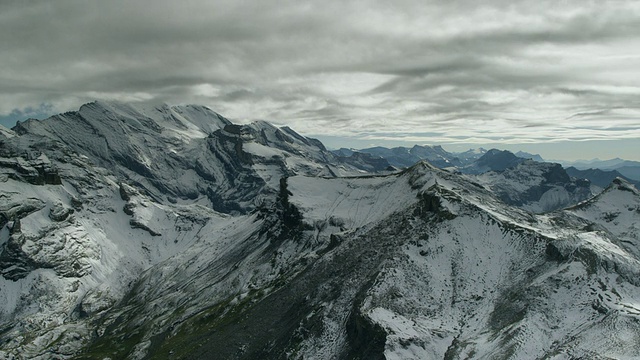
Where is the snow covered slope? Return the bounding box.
[566,178,640,257]
[474,160,593,213]
[354,147,592,214]
[0,127,226,359]
[13,101,384,213]
[1,102,639,359]
[64,162,640,359]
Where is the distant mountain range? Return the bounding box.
[334,145,464,168]
[333,146,546,169]
[561,158,640,181]
[332,146,640,190]
[565,166,640,189]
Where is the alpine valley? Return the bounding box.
[1,101,640,360]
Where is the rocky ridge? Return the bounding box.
[0,102,638,359]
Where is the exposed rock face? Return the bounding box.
[0,154,62,185]
[15,101,386,215]
[49,202,73,222]
[476,160,593,213]
[0,196,45,228]
[1,102,639,360]
[0,219,37,280]
[0,215,98,281]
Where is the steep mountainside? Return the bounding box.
[1,102,639,359]
[461,149,526,175]
[14,101,384,213]
[474,160,593,213]
[566,178,640,257]
[565,166,640,190]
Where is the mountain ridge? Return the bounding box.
[1,101,639,359]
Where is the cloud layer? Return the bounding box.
[1,0,639,156]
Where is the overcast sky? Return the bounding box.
[1,0,639,160]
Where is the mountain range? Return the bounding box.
[560,158,640,182]
[334,145,640,193]
[1,101,639,359]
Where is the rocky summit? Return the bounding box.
[1,101,640,359]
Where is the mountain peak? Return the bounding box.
[610,177,639,194]
[570,175,640,213]
[474,149,523,172]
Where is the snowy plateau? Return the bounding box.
[0,101,639,359]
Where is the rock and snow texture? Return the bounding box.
[566,178,640,258]
[474,159,593,213]
[13,101,381,213]
[461,149,526,174]
[0,101,640,359]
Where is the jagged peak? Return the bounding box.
[411,144,432,150]
[485,148,503,155]
[16,100,232,139]
[609,177,639,194]
[569,176,639,211]
[225,120,327,153]
[468,149,524,173]
[409,159,440,172]
[222,121,281,140]
[402,160,441,185]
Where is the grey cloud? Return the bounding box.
[0,0,639,160]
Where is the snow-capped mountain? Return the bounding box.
[13,101,388,212]
[566,178,640,257]
[348,147,544,172]
[473,160,593,213]
[1,101,639,359]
